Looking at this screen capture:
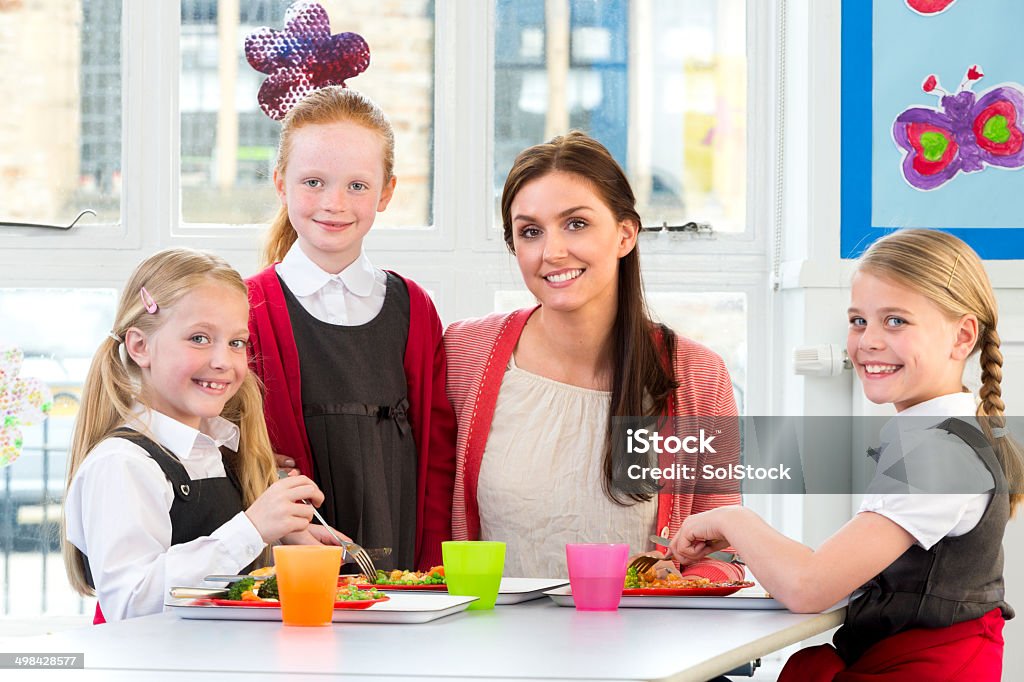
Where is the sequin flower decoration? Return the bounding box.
[245,0,370,120]
[0,347,52,469]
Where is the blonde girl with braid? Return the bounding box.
[63,248,338,623]
[667,229,1019,680]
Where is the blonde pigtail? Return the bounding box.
[976,328,1024,515]
[63,335,138,596]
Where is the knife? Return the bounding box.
[169,586,229,598]
[648,533,743,564]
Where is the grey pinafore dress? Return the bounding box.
[281,273,418,571]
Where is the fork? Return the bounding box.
[299,499,378,583]
[630,534,740,574]
[278,470,378,582]
[627,534,674,574]
[628,555,661,574]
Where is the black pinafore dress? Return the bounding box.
[281,273,418,571]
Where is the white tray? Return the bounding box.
[495,578,569,604]
[350,577,569,605]
[167,592,478,623]
[544,585,787,610]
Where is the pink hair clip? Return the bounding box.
[140,287,158,314]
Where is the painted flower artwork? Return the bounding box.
[0,347,52,469]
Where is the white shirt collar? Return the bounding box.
[128,405,240,460]
[880,391,979,443]
[276,242,377,298]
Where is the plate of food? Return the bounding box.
[170,574,476,623]
[168,591,477,623]
[176,576,390,608]
[622,566,755,596]
[544,584,784,610]
[339,566,448,591]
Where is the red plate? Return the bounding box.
[192,596,389,610]
[622,581,755,597]
[354,583,447,591]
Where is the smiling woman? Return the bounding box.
[443,132,744,582]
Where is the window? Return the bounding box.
[0,288,115,617]
[178,0,436,229]
[488,0,765,415]
[494,0,747,232]
[0,0,122,228]
[0,0,774,620]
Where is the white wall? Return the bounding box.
[778,2,1024,677]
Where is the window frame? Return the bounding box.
[0,0,777,406]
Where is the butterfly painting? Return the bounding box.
[905,0,959,15]
[892,66,1024,190]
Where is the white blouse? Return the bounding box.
[477,355,657,578]
[64,408,265,620]
[859,392,995,550]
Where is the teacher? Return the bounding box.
[444,131,743,580]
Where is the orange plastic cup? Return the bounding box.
[273,545,344,626]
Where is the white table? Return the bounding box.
[2,599,845,681]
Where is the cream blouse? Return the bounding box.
[477,355,658,578]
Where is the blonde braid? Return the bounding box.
[978,327,1005,416]
[976,326,1024,515]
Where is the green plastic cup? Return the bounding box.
[442,541,506,610]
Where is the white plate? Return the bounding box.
[543,585,787,610]
[349,577,569,605]
[495,578,569,605]
[167,592,478,624]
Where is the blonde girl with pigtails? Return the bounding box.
[666,229,1020,680]
[62,248,339,624]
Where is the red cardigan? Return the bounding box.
[443,308,744,581]
[246,266,456,570]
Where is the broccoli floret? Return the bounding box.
[257,575,279,600]
[226,577,255,600]
[624,566,641,589]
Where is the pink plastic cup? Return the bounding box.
[565,543,630,611]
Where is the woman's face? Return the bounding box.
[509,171,637,318]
